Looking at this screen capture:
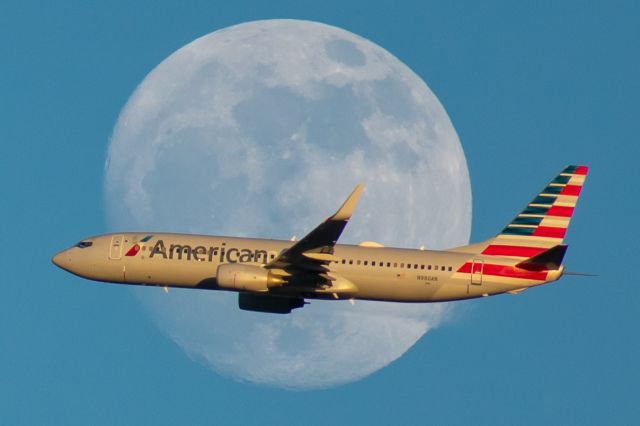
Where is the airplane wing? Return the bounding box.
[264,185,364,286]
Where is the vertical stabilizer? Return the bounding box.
[480,165,588,259]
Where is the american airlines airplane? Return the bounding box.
[52,165,588,314]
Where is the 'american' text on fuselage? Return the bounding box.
[149,239,269,263]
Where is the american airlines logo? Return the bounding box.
[148,239,271,264]
[125,235,153,256]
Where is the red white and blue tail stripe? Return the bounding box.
[484,165,588,259]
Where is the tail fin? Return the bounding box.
[481,165,588,259]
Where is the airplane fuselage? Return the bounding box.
[53,165,587,313]
[53,232,562,303]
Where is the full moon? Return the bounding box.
[105,20,471,389]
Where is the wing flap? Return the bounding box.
[302,251,340,262]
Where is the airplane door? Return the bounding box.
[109,235,124,260]
[471,258,483,285]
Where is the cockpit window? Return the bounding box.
[76,241,93,248]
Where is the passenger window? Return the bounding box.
[428,265,431,270]
[371,261,375,266]
[349,260,353,265]
[387,262,391,267]
[364,261,368,266]
[441,266,445,271]
[400,263,404,268]
[357,260,361,265]
[420,265,424,270]
[342,259,346,264]
[394,263,398,268]
[448,266,452,271]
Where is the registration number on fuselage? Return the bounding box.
[417,275,438,282]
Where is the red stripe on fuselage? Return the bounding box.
[456,262,548,281]
[457,263,472,273]
[481,245,547,257]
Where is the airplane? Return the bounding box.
[52,165,588,314]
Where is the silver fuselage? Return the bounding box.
[52,232,561,303]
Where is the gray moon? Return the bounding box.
[104,19,471,389]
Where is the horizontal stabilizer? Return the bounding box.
[564,271,598,277]
[516,244,568,271]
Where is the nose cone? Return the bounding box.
[52,250,72,271]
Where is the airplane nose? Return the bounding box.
[52,250,71,271]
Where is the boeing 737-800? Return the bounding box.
[52,165,588,314]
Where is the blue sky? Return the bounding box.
[2,1,639,424]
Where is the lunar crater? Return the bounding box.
[325,38,367,67]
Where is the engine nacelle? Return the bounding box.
[216,264,283,292]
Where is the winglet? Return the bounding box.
[331,184,364,221]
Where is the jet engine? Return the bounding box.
[216,264,284,292]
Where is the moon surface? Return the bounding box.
[104,19,471,389]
